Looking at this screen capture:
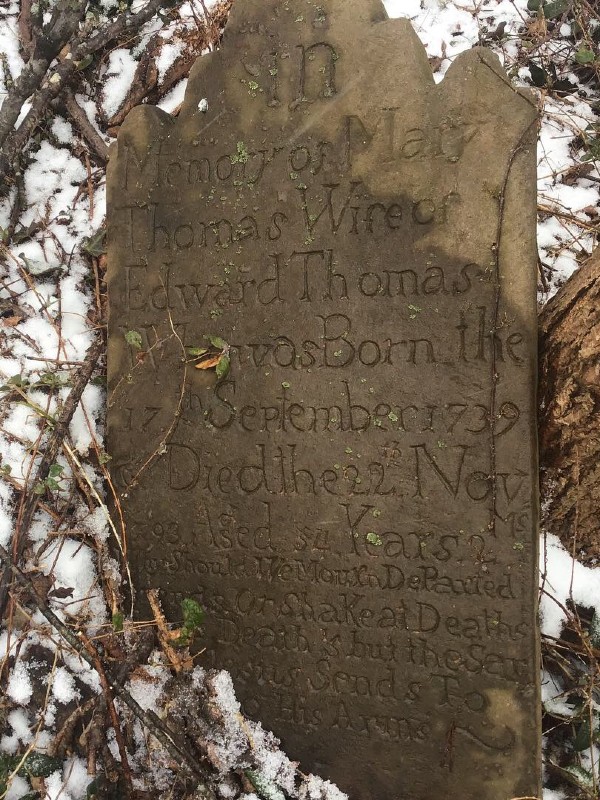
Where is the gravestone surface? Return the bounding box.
[107,1,540,798]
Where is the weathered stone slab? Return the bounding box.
[107,2,540,798]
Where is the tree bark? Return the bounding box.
[539,250,600,564]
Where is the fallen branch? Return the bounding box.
[63,90,110,163]
[0,0,84,148]
[80,630,135,800]
[0,0,180,186]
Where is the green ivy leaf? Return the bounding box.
[559,764,595,790]
[20,752,63,778]
[207,335,227,350]
[528,61,548,87]
[75,53,94,71]
[187,347,209,357]
[574,48,595,65]
[48,464,64,478]
[543,0,569,18]
[572,719,592,751]
[215,355,230,381]
[82,228,106,256]
[590,610,600,647]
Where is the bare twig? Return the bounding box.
[17,0,35,61]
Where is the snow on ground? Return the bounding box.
[0,0,599,797]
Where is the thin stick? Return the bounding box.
[79,631,135,799]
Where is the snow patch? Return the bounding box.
[52,666,80,705]
[102,49,138,118]
[540,533,600,638]
[157,40,185,83]
[6,660,33,705]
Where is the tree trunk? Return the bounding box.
[539,251,600,564]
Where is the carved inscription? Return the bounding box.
[107,3,539,800]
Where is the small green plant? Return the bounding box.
[33,464,66,495]
[245,769,286,800]
[124,330,143,349]
[174,598,204,647]
[1,751,63,796]
[581,123,600,163]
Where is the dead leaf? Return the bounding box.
[49,585,74,599]
[0,304,26,327]
[562,162,594,185]
[429,55,443,73]
[130,664,162,684]
[526,14,547,41]
[195,354,223,370]
[582,205,598,218]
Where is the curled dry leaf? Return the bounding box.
[0,303,26,327]
[189,337,231,379]
[195,354,222,370]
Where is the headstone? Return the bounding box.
[107,2,540,798]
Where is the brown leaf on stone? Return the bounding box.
[195,354,222,370]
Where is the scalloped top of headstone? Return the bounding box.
[119,0,536,204]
